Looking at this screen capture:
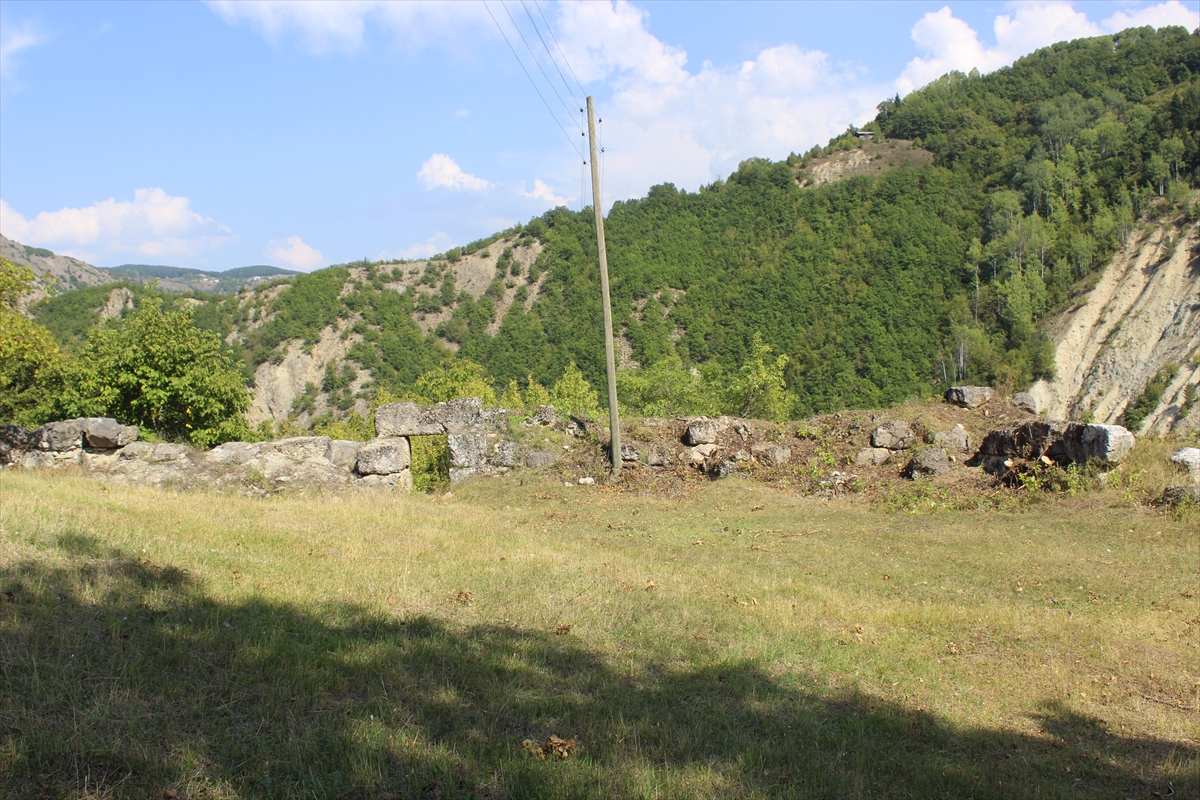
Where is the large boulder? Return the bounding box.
[36,420,88,452]
[375,398,483,437]
[930,424,971,453]
[855,447,891,466]
[1169,447,1200,482]
[0,425,39,466]
[355,437,411,475]
[751,442,791,467]
[118,442,193,463]
[905,448,950,478]
[1010,392,1039,414]
[944,386,994,409]
[968,420,1135,470]
[871,420,915,450]
[528,404,558,427]
[82,418,139,449]
[684,418,722,446]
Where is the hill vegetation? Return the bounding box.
[6,25,1199,437]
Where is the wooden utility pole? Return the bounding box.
[586,96,621,479]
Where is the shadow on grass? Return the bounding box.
[1,539,1194,799]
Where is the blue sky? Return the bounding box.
[1,1,1196,271]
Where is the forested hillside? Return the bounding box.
[15,25,1200,435]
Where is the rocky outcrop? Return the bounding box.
[1010,392,1039,414]
[246,325,368,427]
[375,398,485,436]
[967,420,1135,475]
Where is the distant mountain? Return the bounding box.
[0,233,112,305]
[102,263,300,294]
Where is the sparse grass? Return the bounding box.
[1,470,1196,799]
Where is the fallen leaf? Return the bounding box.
[3,590,13,602]
[554,624,571,636]
[456,590,473,605]
[545,735,576,759]
[751,505,763,511]
[442,492,454,500]
[522,739,545,759]
[387,596,395,605]
[163,791,179,799]
[644,580,657,591]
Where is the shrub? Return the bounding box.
[0,259,64,426]
[58,297,251,448]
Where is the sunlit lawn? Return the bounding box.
[1,468,1196,799]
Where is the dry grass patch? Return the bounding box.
[1,469,1196,799]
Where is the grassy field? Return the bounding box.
[1,468,1196,799]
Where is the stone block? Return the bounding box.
[328,440,363,468]
[355,437,411,475]
[448,433,486,468]
[491,440,518,468]
[260,436,332,462]
[205,441,261,465]
[1169,447,1200,482]
[375,398,483,436]
[529,404,558,426]
[620,443,640,462]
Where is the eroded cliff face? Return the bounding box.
[1029,217,1200,435]
[246,325,369,427]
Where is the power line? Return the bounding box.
[520,0,581,112]
[499,0,583,132]
[533,0,587,102]
[483,0,584,160]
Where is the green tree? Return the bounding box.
[550,363,600,417]
[59,297,251,448]
[0,259,64,426]
[726,333,789,421]
[411,359,497,406]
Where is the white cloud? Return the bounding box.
[265,235,326,271]
[204,0,487,54]
[0,189,234,261]
[417,153,492,192]
[1103,0,1198,31]
[896,2,1198,95]
[1,20,45,79]
[523,179,570,207]
[455,107,469,118]
[551,2,881,202]
[396,231,451,260]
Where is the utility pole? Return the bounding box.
[587,96,621,479]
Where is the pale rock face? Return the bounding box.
[246,325,367,426]
[1027,222,1200,435]
[647,442,674,466]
